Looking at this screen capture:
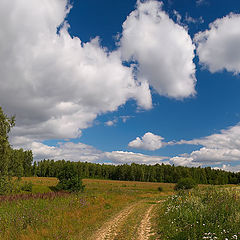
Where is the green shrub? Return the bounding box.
[12,179,22,193]
[0,176,13,195]
[174,177,197,191]
[56,175,85,193]
[21,181,33,192]
[0,177,34,195]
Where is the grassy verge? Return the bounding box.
[157,186,240,240]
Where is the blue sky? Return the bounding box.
[1,0,240,171]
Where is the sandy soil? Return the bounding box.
[92,200,161,240]
[137,204,155,240]
[92,202,138,240]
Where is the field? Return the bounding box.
[0,177,240,240]
[0,177,174,240]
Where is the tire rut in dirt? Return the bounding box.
[136,204,155,240]
[92,203,138,240]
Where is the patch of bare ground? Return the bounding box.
[91,200,163,240]
[137,201,163,240]
[137,204,155,240]
[91,202,138,240]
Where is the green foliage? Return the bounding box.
[104,203,112,209]
[0,176,13,195]
[157,187,240,239]
[56,175,85,192]
[0,106,33,184]
[35,159,240,185]
[174,177,197,191]
[21,181,33,192]
[9,149,33,178]
[0,106,15,176]
[0,178,34,195]
[55,161,85,192]
[31,185,52,194]
[0,177,24,195]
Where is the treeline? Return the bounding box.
[1,106,240,186]
[34,159,240,185]
[8,149,33,177]
[0,107,33,178]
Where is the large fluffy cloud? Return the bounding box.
[195,13,240,74]
[120,0,196,98]
[1,0,152,143]
[171,124,240,170]
[1,0,197,148]
[128,132,166,150]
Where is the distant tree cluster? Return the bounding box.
[34,159,240,185]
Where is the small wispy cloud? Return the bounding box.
[185,14,204,24]
[173,10,182,24]
[105,115,133,126]
[105,119,118,127]
[120,115,133,123]
[196,0,208,6]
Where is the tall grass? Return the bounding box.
[157,187,240,239]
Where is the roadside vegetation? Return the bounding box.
[157,186,240,240]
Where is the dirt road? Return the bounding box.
[137,204,155,240]
[91,200,161,240]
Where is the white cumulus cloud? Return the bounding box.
[128,132,166,151]
[1,0,198,147]
[11,137,168,165]
[195,13,240,74]
[170,124,240,170]
[132,124,240,171]
[104,151,168,165]
[120,0,196,99]
[1,0,152,143]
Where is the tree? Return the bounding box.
[56,161,85,192]
[174,178,197,191]
[0,107,15,176]
[23,150,33,176]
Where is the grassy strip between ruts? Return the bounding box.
[0,178,174,240]
[157,186,240,240]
